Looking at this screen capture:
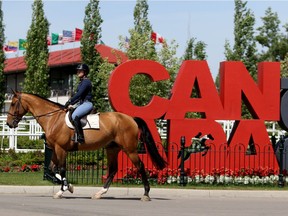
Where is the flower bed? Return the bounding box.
[121,167,285,186]
[0,164,42,172]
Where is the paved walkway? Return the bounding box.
[1,186,288,216]
[0,185,288,198]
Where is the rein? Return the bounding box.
[8,93,65,121]
[34,108,64,119]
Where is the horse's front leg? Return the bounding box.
[51,148,74,199]
[92,146,120,199]
[53,167,74,199]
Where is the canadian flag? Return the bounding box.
[74,28,83,41]
[151,32,164,44]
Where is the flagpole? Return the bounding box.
[187,12,191,40]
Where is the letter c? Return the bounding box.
[108,60,170,118]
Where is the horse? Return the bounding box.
[6,91,167,201]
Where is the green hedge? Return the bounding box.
[0,149,44,167]
[0,136,44,149]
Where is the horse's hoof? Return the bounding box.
[91,188,108,200]
[141,195,151,201]
[91,194,102,200]
[53,190,64,199]
[53,193,63,199]
[68,184,74,193]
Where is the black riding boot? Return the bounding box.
[73,116,85,144]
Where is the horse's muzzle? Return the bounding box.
[6,120,18,128]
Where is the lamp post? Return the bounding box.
[278,135,285,188]
[179,136,187,186]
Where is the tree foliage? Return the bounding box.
[256,7,288,77]
[127,0,156,60]
[183,38,207,61]
[98,60,115,112]
[23,0,50,98]
[119,0,179,106]
[224,0,258,78]
[80,0,105,111]
[256,7,283,61]
[0,1,5,110]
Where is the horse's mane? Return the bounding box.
[23,92,65,108]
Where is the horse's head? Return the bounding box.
[6,91,29,128]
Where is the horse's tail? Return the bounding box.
[133,117,167,170]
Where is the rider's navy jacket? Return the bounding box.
[69,78,92,105]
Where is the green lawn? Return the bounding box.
[0,172,53,186]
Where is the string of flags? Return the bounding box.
[123,31,164,49]
[3,28,83,53]
[4,29,165,53]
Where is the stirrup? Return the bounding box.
[71,133,84,144]
[78,137,85,144]
[71,133,77,142]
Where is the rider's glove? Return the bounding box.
[64,100,71,108]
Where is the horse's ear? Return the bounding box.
[10,89,17,96]
[10,89,21,99]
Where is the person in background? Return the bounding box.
[64,63,93,144]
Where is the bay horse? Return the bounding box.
[6,92,167,201]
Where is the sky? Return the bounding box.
[3,0,288,79]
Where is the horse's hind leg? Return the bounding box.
[92,144,120,199]
[128,152,151,201]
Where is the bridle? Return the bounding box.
[7,93,64,127]
[7,93,28,127]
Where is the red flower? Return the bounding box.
[30,164,40,172]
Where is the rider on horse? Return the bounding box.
[64,63,93,144]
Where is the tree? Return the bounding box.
[0,1,5,110]
[281,54,288,78]
[183,38,207,61]
[80,0,105,111]
[256,7,288,77]
[126,0,156,60]
[98,60,115,112]
[120,0,165,106]
[23,0,50,97]
[225,0,258,78]
[255,7,288,62]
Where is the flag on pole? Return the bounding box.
[74,28,83,41]
[124,36,130,48]
[58,34,63,44]
[19,39,27,50]
[7,41,18,52]
[51,33,63,45]
[51,33,59,45]
[63,30,74,43]
[47,36,51,46]
[3,45,15,53]
[151,32,164,44]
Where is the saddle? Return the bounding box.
[65,108,100,130]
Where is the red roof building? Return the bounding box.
[4,44,128,97]
[4,44,128,73]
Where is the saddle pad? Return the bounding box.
[65,112,100,130]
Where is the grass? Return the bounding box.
[0,172,288,191]
[0,172,53,186]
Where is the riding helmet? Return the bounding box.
[77,64,89,75]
